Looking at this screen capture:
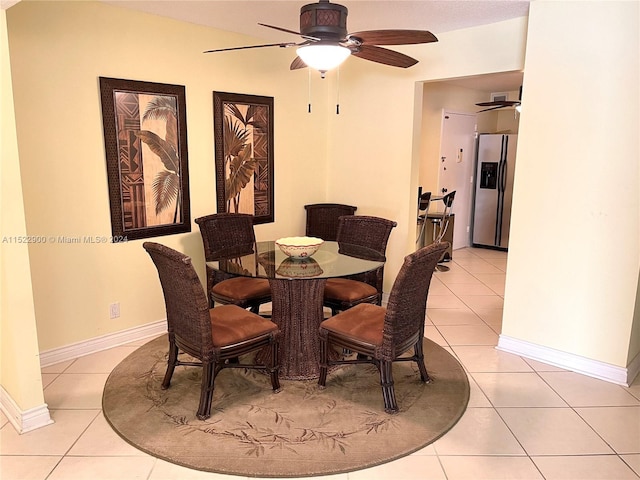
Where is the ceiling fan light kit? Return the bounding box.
[297,43,351,76]
[296,0,350,76]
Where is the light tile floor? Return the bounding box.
[2,247,639,479]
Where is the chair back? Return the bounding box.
[381,242,450,359]
[418,191,431,212]
[336,215,397,256]
[416,191,432,247]
[435,191,456,244]
[336,215,397,299]
[195,213,256,261]
[304,203,357,241]
[143,242,213,355]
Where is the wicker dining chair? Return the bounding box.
[304,203,357,241]
[318,241,449,413]
[195,213,271,314]
[143,242,281,420]
[323,215,397,316]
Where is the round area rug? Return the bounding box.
[103,335,469,478]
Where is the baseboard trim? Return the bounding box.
[39,320,166,368]
[497,335,631,386]
[0,385,53,434]
[626,350,640,386]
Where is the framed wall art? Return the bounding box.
[99,77,190,241]
[213,91,274,224]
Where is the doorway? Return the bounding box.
[437,110,477,250]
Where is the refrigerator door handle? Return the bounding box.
[499,155,507,193]
[498,135,509,195]
[495,136,508,245]
[500,135,509,192]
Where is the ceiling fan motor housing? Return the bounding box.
[300,0,348,41]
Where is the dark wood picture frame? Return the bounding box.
[213,91,274,224]
[99,77,190,241]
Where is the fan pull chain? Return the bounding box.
[308,68,312,113]
[336,67,340,115]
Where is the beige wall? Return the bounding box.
[502,0,640,368]
[1,7,45,411]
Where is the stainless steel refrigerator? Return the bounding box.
[472,134,518,249]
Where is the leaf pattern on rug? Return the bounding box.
[139,352,407,456]
[102,335,469,477]
[156,405,400,456]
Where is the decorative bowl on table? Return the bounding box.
[276,257,324,278]
[275,236,324,258]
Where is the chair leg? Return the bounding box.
[414,340,431,383]
[250,304,260,314]
[196,361,216,420]
[435,250,450,272]
[380,360,398,413]
[318,337,329,387]
[161,338,178,390]
[269,340,281,393]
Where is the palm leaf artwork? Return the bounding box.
[136,96,182,222]
[225,103,267,131]
[226,144,258,212]
[223,116,250,158]
[136,130,179,173]
[223,106,260,213]
[152,169,180,218]
[252,133,269,192]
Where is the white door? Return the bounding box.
[438,111,477,250]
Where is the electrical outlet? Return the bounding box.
[109,302,120,319]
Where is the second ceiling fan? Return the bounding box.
[204,0,438,77]
[476,86,523,112]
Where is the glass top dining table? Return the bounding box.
[206,241,385,380]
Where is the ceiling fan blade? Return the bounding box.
[290,56,307,70]
[258,23,302,36]
[476,100,520,107]
[259,23,320,42]
[477,105,509,113]
[204,42,297,53]
[352,44,418,68]
[348,29,438,45]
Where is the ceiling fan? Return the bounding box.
[204,0,438,77]
[476,86,523,112]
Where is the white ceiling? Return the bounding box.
[100,0,529,91]
[101,1,530,41]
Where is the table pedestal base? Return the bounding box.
[261,278,328,380]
